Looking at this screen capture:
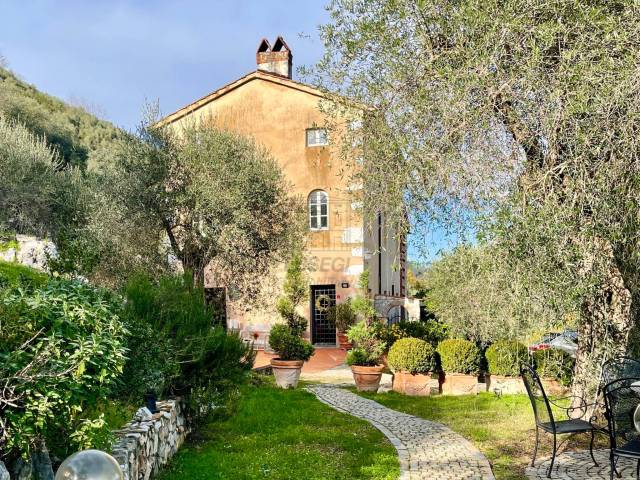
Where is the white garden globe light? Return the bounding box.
[55,450,123,480]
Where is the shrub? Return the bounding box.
[346,320,386,366]
[331,299,358,332]
[485,340,529,377]
[387,338,437,374]
[0,276,127,458]
[374,320,448,350]
[269,324,315,361]
[437,339,482,375]
[121,273,255,426]
[534,349,575,386]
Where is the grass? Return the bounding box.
[158,380,399,480]
[0,259,48,285]
[353,390,602,480]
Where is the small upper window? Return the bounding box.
[306,128,328,147]
[308,190,329,230]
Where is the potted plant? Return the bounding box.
[533,348,573,394]
[437,339,482,395]
[268,251,315,388]
[387,337,437,396]
[345,320,386,392]
[332,299,357,350]
[269,324,315,388]
[485,340,529,394]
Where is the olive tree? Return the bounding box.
[107,119,305,298]
[312,0,640,398]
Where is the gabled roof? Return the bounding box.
[157,70,328,127]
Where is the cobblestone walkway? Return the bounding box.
[526,449,639,479]
[307,385,495,480]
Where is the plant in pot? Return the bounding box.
[533,348,574,394]
[485,340,529,394]
[269,251,315,388]
[437,339,482,395]
[269,323,314,388]
[331,299,357,350]
[346,320,387,392]
[387,337,437,396]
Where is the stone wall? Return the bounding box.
[111,399,188,480]
[0,235,57,271]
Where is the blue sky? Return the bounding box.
[1,0,455,264]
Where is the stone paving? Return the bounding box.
[526,448,640,479]
[307,384,495,480]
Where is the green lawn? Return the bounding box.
[353,390,600,480]
[158,381,399,480]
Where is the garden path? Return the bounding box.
[307,385,495,480]
[526,449,639,479]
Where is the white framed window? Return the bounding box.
[306,128,328,147]
[308,190,329,230]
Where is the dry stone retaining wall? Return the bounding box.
[111,399,188,480]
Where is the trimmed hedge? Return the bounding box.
[387,337,436,374]
[437,339,481,375]
[534,349,574,386]
[485,340,528,377]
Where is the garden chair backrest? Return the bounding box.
[521,364,555,430]
[601,357,640,387]
[603,377,640,450]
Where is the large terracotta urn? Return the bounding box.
[271,359,304,389]
[351,365,385,392]
[336,332,353,350]
[441,373,479,395]
[392,371,434,396]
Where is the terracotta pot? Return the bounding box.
[441,373,479,396]
[351,365,385,392]
[271,359,304,389]
[336,331,353,350]
[541,378,569,395]
[392,371,435,396]
[485,374,527,394]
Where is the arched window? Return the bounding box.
[308,190,328,230]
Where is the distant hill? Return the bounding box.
[0,66,123,170]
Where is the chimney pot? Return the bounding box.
[256,36,292,79]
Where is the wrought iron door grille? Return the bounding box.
[311,285,336,345]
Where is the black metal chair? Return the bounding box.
[602,357,640,386]
[522,364,600,478]
[603,377,640,480]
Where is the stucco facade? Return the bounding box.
[160,37,416,345]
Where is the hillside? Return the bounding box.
[0,66,123,169]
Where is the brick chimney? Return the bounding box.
[256,36,292,79]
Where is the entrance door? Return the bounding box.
[310,285,336,345]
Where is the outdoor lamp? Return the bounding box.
[55,449,123,480]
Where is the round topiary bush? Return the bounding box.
[485,340,528,377]
[437,339,482,375]
[534,349,575,386]
[387,337,436,374]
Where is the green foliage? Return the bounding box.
[329,299,358,333]
[276,251,309,335]
[485,341,529,377]
[534,349,575,386]
[437,339,482,375]
[120,273,255,425]
[268,324,315,362]
[387,338,436,374]
[0,260,47,287]
[0,275,127,458]
[346,321,386,366]
[313,0,640,398]
[350,270,377,321]
[374,320,448,350]
[0,66,123,169]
